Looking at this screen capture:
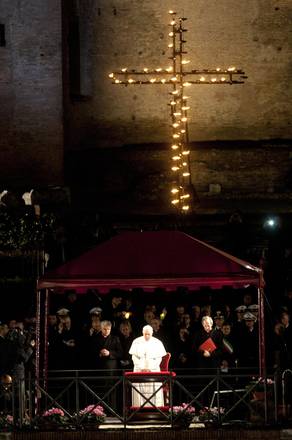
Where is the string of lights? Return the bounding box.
[108,10,247,213]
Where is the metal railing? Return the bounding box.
[0,368,286,430]
[281,369,292,420]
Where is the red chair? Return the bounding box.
[159,352,172,405]
[160,352,171,372]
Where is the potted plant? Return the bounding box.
[38,407,68,430]
[77,404,106,429]
[170,403,196,428]
[247,377,274,401]
[199,406,225,427]
[0,414,13,431]
[246,377,275,424]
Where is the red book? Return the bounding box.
[198,337,217,353]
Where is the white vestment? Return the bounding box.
[129,336,167,407]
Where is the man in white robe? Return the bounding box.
[129,325,167,408]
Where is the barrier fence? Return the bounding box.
[1,368,292,430]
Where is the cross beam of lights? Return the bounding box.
[108,11,247,213]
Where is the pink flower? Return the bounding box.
[6,415,13,424]
[253,376,274,385]
[199,406,225,421]
[209,406,225,415]
[78,404,106,423]
[171,403,196,416]
[43,408,65,417]
[181,403,196,414]
[79,404,104,416]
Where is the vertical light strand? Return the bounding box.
[169,11,182,209]
[169,12,191,213]
[179,17,191,212]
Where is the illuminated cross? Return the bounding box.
[108,10,247,213]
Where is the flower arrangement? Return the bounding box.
[41,407,68,425]
[0,414,13,430]
[170,403,196,426]
[246,377,274,402]
[248,377,274,392]
[199,406,225,423]
[78,405,106,425]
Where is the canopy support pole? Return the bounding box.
[35,287,41,414]
[258,269,266,377]
[43,288,49,391]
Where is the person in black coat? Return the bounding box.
[192,316,223,405]
[93,320,123,371]
[49,312,78,370]
[192,316,223,371]
[0,324,15,377]
[237,311,259,373]
[172,327,192,370]
[92,320,123,411]
[117,320,134,370]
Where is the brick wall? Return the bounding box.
[0,0,64,188]
[66,140,292,215]
[1,0,292,215]
[67,0,292,149]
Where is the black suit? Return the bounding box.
[192,327,223,406]
[93,333,123,371]
[92,332,123,411]
[192,328,223,370]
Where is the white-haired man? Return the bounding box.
[193,316,223,370]
[129,325,167,407]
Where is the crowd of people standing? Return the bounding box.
[0,285,291,416]
[0,286,292,380]
[44,287,292,375]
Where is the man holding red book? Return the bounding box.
[192,316,223,370]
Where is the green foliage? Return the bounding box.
[0,210,56,251]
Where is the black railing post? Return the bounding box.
[274,370,278,424]
[282,369,292,420]
[122,373,127,428]
[75,370,80,415]
[216,368,221,425]
[12,378,16,429]
[19,378,24,428]
[169,373,174,427]
[263,374,268,425]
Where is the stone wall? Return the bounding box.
[66,140,292,215]
[0,0,64,188]
[67,0,292,149]
[1,0,292,216]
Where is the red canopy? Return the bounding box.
[38,231,260,292]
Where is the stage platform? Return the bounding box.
[4,424,292,440]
